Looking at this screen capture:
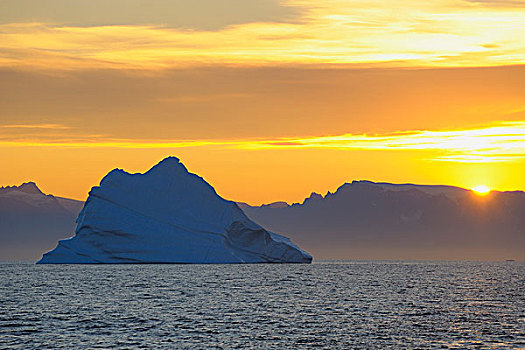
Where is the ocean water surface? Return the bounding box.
[1,261,524,349]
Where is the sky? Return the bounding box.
[1,0,524,204]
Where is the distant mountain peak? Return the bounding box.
[247,180,473,210]
[0,181,45,195]
[18,182,44,195]
[332,180,468,199]
[261,201,289,209]
[303,192,323,205]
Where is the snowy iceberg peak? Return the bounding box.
[146,155,184,172]
[100,156,218,201]
[39,156,312,264]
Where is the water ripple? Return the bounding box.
[1,261,524,349]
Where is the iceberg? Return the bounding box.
[38,157,312,264]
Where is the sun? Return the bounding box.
[472,185,491,195]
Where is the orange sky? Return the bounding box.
[1,0,525,204]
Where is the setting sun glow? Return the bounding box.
[472,185,491,195]
[1,0,524,204]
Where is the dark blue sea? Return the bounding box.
[1,261,524,349]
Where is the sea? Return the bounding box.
[1,261,524,349]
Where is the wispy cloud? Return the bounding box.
[0,123,70,129]
[250,121,525,162]
[0,0,524,70]
[1,121,525,163]
[156,93,253,103]
[464,0,525,7]
[0,0,302,30]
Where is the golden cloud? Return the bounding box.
[2,121,525,163]
[0,0,524,69]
